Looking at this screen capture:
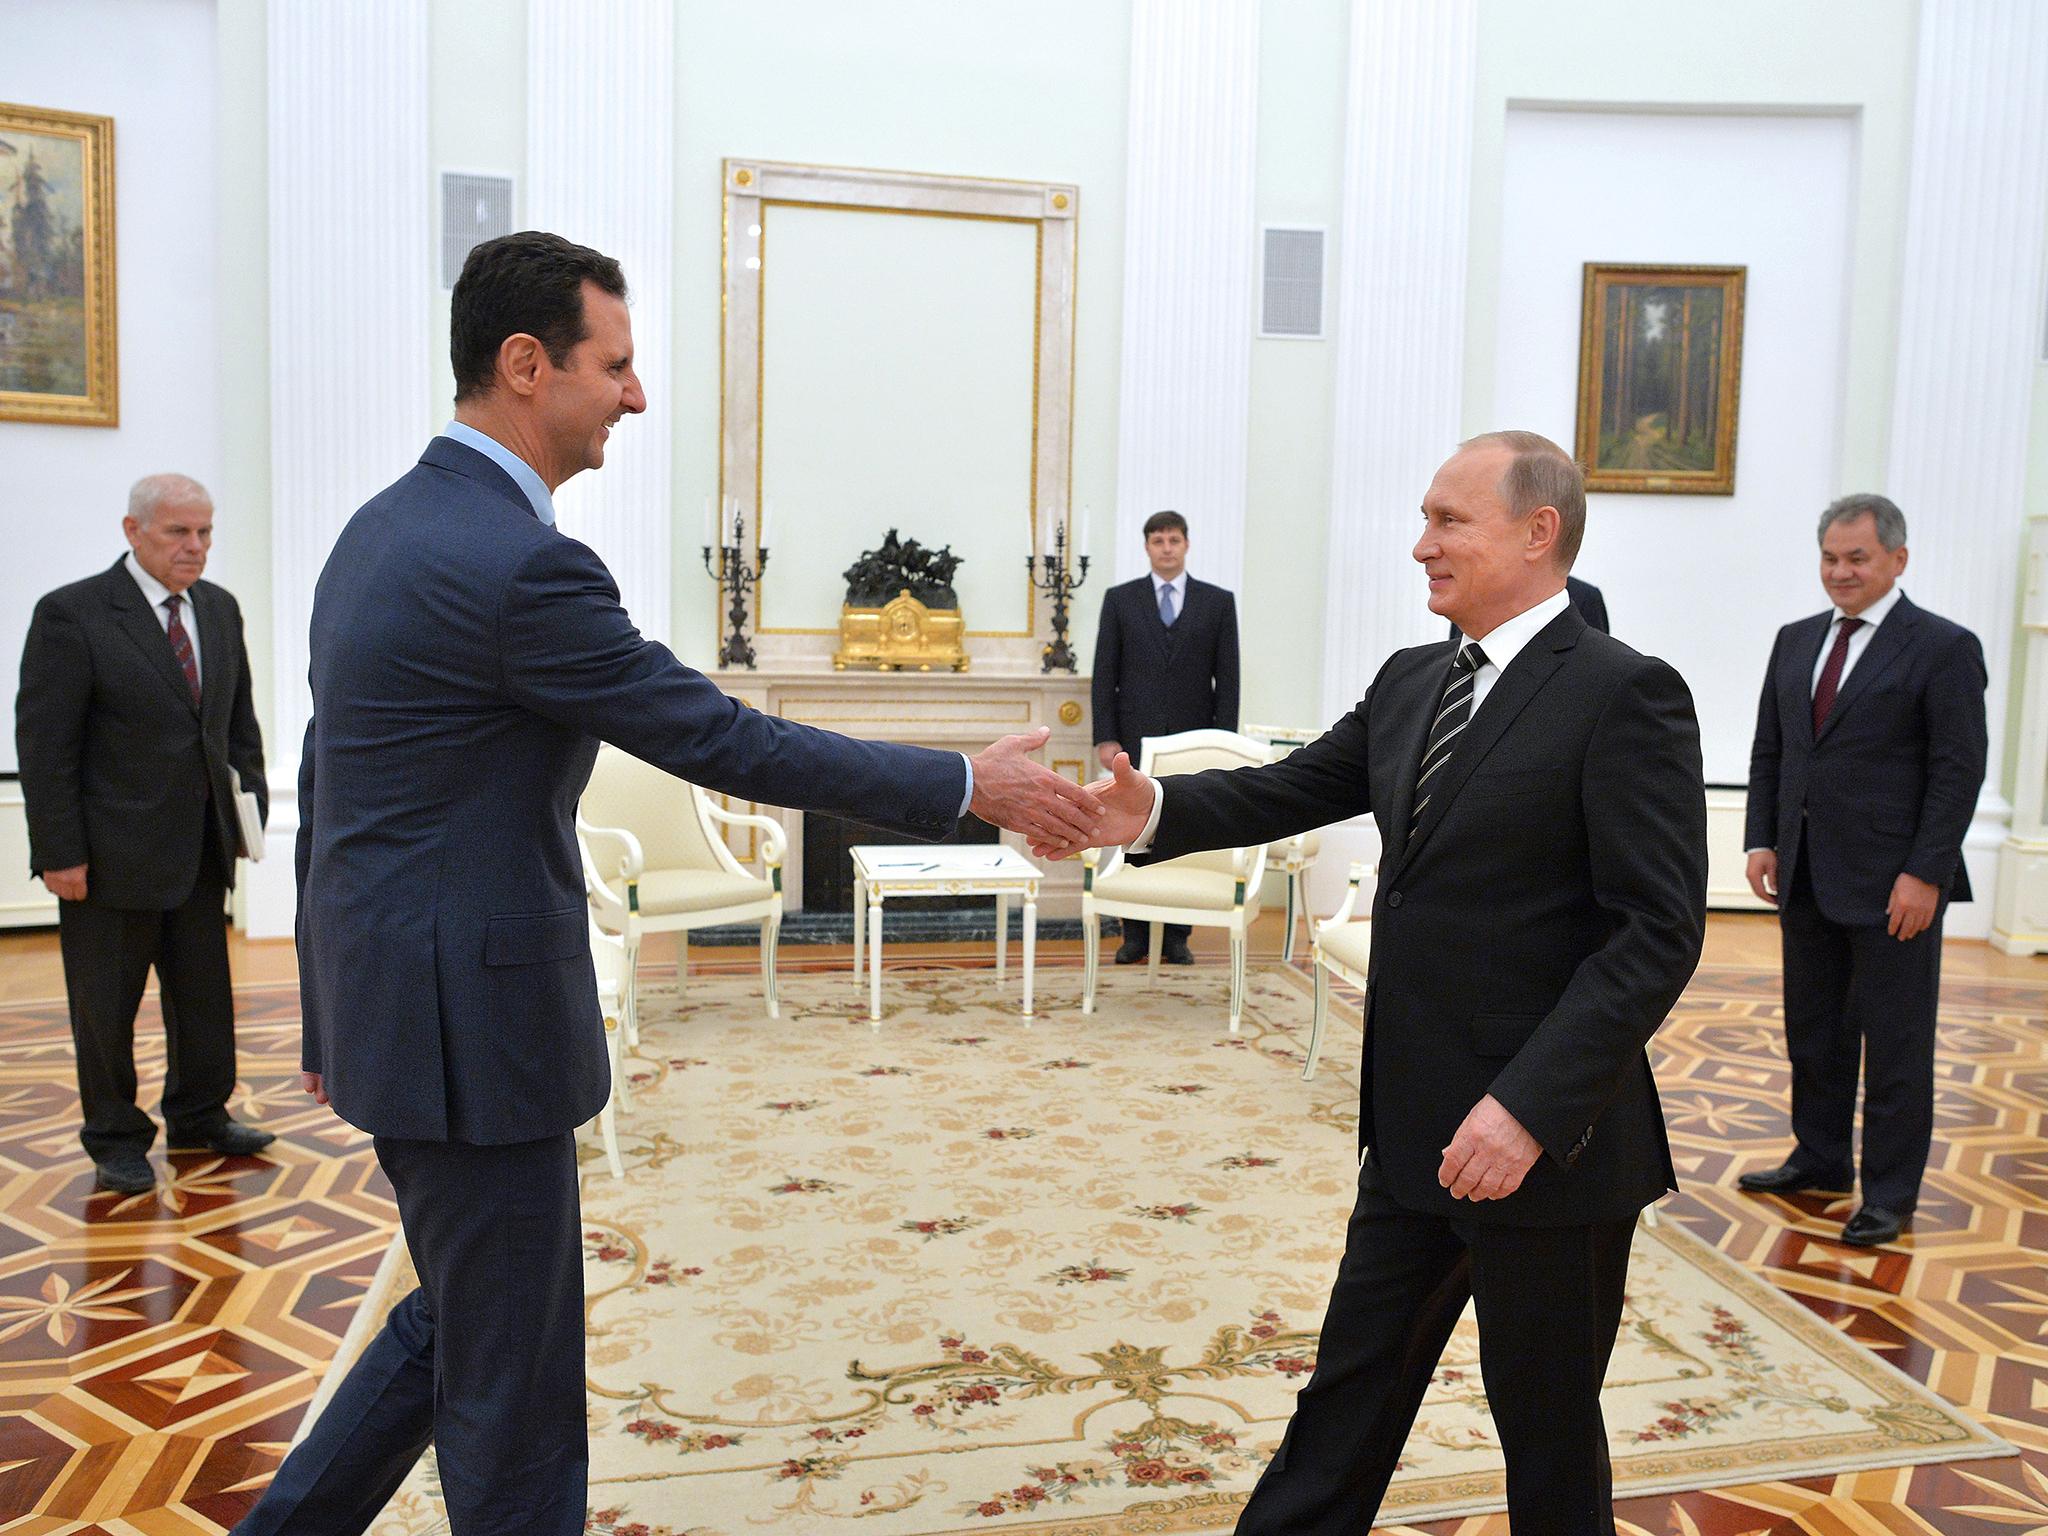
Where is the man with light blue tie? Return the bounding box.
[1089,510,1240,966]
[237,231,1102,1535]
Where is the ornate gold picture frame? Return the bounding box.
[1575,263,1743,495]
[0,102,117,427]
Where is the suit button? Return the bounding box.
[1387,892,1403,909]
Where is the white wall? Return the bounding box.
[1,0,228,776]
[1492,108,1859,782]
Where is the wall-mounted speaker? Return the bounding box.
[1260,225,1326,340]
[440,172,515,289]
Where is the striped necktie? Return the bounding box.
[1410,641,1487,842]
[164,593,201,706]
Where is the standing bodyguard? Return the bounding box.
[1740,494,1987,1248]
[15,474,273,1195]
[1090,510,1240,965]
[1044,432,1707,1534]
[237,232,1099,1535]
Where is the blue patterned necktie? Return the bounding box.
[1158,582,1177,627]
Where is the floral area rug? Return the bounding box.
[328,962,2008,1535]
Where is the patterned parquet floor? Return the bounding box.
[0,919,2043,1534]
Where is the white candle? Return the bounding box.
[702,494,713,547]
[761,499,773,548]
[1075,503,1090,555]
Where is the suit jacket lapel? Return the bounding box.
[1784,613,1830,749]
[105,563,200,716]
[1392,609,1581,877]
[194,584,229,722]
[1384,641,1458,860]
[1817,595,1920,742]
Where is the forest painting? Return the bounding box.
[0,102,117,426]
[1575,264,1744,494]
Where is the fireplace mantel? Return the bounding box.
[711,664,1095,914]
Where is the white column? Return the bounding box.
[1319,0,1477,724]
[259,0,431,935]
[527,0,675,644]
[1112,0,1260,592]
[1884,0,2048,938]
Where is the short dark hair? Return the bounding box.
[1142,510,1188,539]
[450,231,628,402]
[1459,429,1587,570]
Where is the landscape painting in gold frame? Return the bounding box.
[0,102,118,427]
[1575,263,1742,494]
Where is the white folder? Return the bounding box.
[232,769,266,863]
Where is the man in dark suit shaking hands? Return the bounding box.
[16,474,273,1196]
[236,233,1101,1536]
[1739,494,1987,1248]
[1090,510,1239,965]
[1041,432,1706,1535]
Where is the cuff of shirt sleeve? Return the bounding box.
[1126,775,1166,854]
[957,753,974,820]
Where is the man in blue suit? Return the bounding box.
[236,233,1100,1535]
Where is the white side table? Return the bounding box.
[850,844,1043,1023]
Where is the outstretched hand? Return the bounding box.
[969,727,1105,849]
[1030,750,1155,862]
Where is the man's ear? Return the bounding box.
[496,332,545,399]
[1525,505,1561,563]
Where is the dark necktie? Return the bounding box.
[1158,583,1177,627]
[1810,616,1863,733]
[164,593,201,706]
[1411,641,1486,842]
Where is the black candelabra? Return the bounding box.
[703,505,769,670]
[1026,520,1090,673]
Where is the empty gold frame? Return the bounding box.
[719,160,1078,662]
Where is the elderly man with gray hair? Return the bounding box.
[1739,493,1987,1248]
[15,473,272,1196]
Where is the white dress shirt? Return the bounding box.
[1127,587,1573,853]
[125,552,201,685]
[1151,570,1187,622]
[1809,583,1904,694]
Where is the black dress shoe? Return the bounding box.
[1113,938,1148,965]
[1736,1162,1853,1196]
[169,1120,277,1157]
[93,1152,157,1195]
[1840,1205,1907,1247]
[1161,938,1196,966]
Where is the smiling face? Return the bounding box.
[533,281,645,485]
[1819,512,1907,617]
[1145,527,1188,581]
[1412,444,1563,638]
[123,491,213,594]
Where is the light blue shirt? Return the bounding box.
[434,422,972,814]
[440,420,556,526]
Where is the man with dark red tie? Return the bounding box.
[16,474,273,1196]
[1740,493,1987,1247]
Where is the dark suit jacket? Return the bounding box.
[1745,592,1986,928]
[1091,575,1239,754]
[298,438,966,1146]
[17,559,267,909]
[1450,576,1607,640]
[1142,607,1706,1226]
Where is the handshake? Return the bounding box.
[966,728,1156,861]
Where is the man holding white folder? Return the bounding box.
[14,473,273,1196]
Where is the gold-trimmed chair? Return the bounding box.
[1242,725,1327,963]
[587,912,628,1179]
[578,745,787,1041]
[1082,728,1272,1032]
[1306,859,1375,1080]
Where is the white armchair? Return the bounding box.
[1082,728,1272,1032]
[587,913,628,1179]
[578,745,787,1040]
[1307,860,1375,1080]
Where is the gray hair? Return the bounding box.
[1818,493,1906,550]
[1459,429,1587,569]
[127,473,212,527]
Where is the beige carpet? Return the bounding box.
[325,962,2008,1535]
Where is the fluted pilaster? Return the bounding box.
[1112,0,1260,592]
[267,0,431,771]
[527,0,676,642]
[1885,0,2048,933]
[1319,0,1476,723]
